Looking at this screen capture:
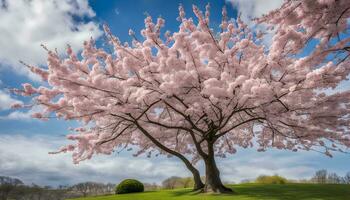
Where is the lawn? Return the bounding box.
[71,183,350,200]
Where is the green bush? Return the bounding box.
[255,175,288,184]
[115,179,144,194]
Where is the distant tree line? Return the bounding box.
[0,180,68,200]
[1,175,193,199]
[239,170,350,185]
[160,176,238,189]
[68,182,115,197]
[310,170,350,184]
[255,175,288,184]
[0,175,200,199]
[0,176,115,199]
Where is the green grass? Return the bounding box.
[71,183,350,200]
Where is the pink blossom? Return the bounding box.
[13,1,350,186]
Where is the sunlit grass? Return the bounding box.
[71,183,350,200]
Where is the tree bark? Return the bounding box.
[203,142,233,193]
[191,166,205,191]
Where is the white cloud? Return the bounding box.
[228,0,284,46]
[228,0,283,23]
[0,0,102,81]
[0,134,190,186]
[1,110,31,120]
[0,105,43,120]
[0,90,22,110]
[218,152,316,183]
[0,133,335,187]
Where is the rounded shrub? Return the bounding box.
[115,179,144,194]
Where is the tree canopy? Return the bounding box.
[13,0,350,193]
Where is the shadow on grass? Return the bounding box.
[232,183,350,200]
[113,191,155,196]
[171,188,199,196]
[171,187,237,197]
[168,184,350,200]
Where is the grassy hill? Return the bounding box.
[71,183,350,200]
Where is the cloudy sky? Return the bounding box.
[0,0,349,187]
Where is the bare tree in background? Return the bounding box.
[327,173,342,184]
[312,170,328,184]
[344,172,350,184]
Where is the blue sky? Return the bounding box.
[0,0,349,187]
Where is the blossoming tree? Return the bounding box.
[14,0,350,193]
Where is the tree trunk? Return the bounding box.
[135,123,204,191]
[203,142,233,193]
[190,167,205,191]
[178,153,204,190]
